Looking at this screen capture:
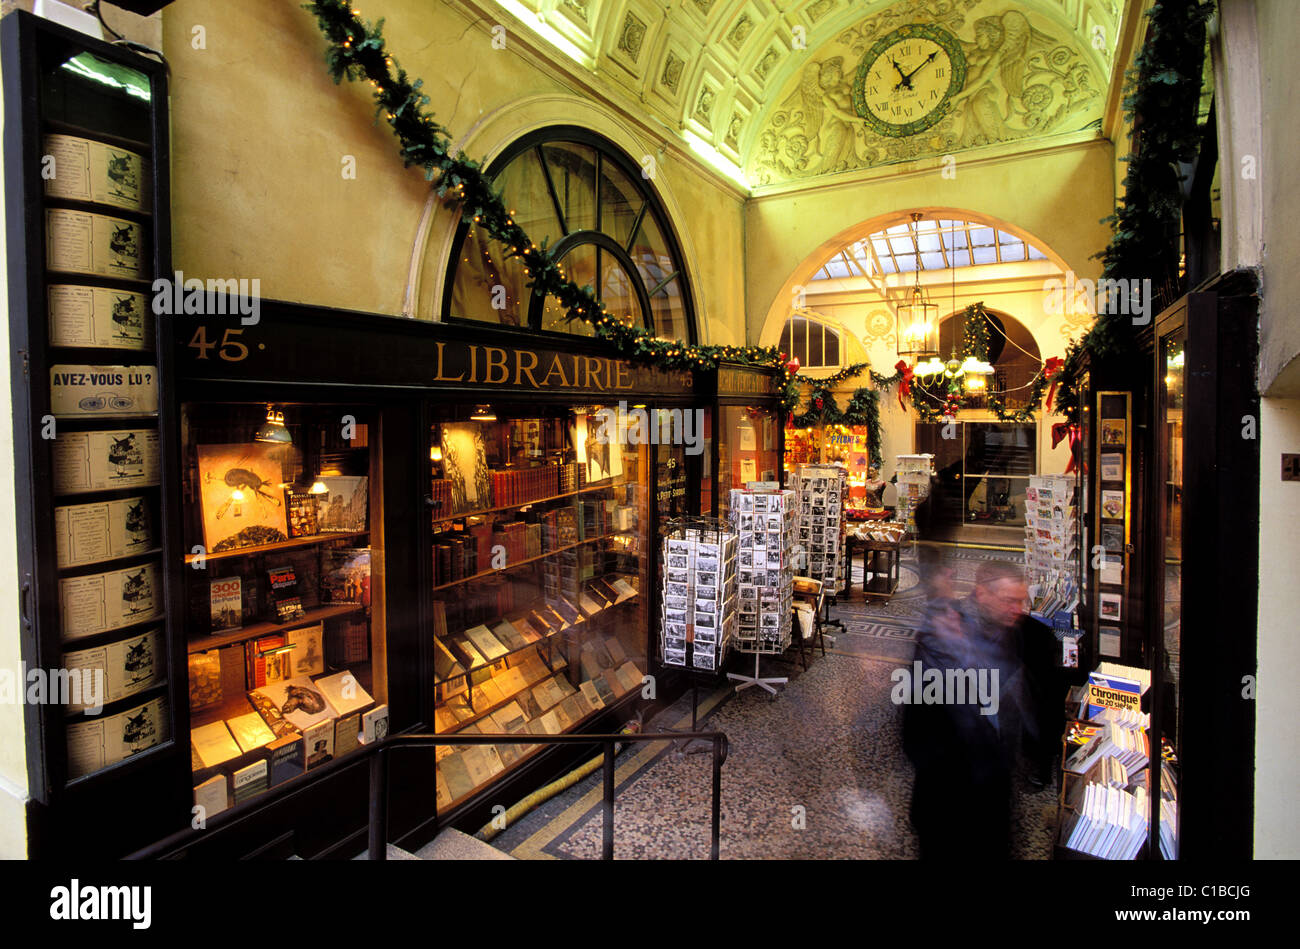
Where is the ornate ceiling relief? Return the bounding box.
[748,0,1103,185]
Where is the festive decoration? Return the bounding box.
[303,0,789,385]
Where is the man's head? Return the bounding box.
[972,560,1028,629]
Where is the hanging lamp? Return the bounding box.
[895,213,939,360]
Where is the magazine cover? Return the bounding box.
[321,548,371,605]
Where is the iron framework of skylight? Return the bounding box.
[811,218,1050,281]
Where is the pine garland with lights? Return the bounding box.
[303,0,788,381]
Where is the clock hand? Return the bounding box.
[903,51,938,83]
[892,58,914,92]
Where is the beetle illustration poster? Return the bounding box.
[197,444,289,552]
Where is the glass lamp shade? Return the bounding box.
[254,405,292,445]
[896,287,939,359]
[914,357,946,378]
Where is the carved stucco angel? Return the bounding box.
[792,56,868,175]
[945,10,1057,148]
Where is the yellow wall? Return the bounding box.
[745,138,1115,345]
[162,0,747,343]
[0,31,28,859]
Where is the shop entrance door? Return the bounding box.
[914,421,1036,544]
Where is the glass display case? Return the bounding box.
[181,402,388,811]
[428,402,649,811]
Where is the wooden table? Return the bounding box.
[848,534,902,602]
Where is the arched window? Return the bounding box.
[443,128,696,343]
[780,314,842,369]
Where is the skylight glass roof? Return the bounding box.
[810,218,1052,281]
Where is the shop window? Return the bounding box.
[779,315,842,369]
[445,129,696,343]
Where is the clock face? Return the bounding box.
[852,24,966,138]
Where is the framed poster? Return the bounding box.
[1100,419,1127,447]
[196,443,289,552]
[441,423,491,513]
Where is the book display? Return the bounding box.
[1055,662,1179,860]
[793,464,848,594]
[660,519,739,672]
[181,402,385,812]
[2,9,175,797]
[430,404,649,813]
[1024,474,1081,660]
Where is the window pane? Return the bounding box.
[599,160,643,250]
[780,319,793,358]
[824,327,840,366]
[600,253,646,331]
[542,143,597,234]
[650,277,688,341]
[808,321,824,367]
[495,149,562,245]
[449,225,529,326]
[629,213,675,292]
[540,243,596,336]
[792,317,807,367]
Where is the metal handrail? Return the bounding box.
[372,731,729,860]
[126,728,728,860]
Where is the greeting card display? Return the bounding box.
[793,465,848,594]
[659,521,738,671]
[1024,475,1080,626]
[196,443,288,552]
[729,488,796,654]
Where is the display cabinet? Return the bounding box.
[428,401,649,812]
[3,10,183,854]
[181,402,389,814]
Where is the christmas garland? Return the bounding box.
[1052,0,1212,425]
[303,0,792,392]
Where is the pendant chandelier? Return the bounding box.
[895,212,939,360]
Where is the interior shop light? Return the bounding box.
[254,404,292,445]
[471,404,497,421]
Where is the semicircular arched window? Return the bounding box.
[443,129,696,343]
[780,314,842,369]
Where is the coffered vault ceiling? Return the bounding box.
[480,0,1127,188]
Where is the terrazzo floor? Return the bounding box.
[489,544,1061,860]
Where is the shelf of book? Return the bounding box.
[432,594,641,687]
[436,656,568,734]
[183,530,369,565]
[187,603,366,654]
[435,660,645,813]
[430,530,636,591]
[431,478,629,525]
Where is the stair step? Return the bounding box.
[413,828,515,861]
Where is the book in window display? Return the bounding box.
[209,576,242,632]
[316,476,368,532]
[67,695,168,780]
[266,565,306,623]
[321,548,370,605]
[196,443,289,552]
[62,626,163,714]
[50,364,158,417]
[44,208,146,280]
[249,676,337,732]
[53,428,160,494]
[53,495,153,568]
[59,560,163,642]
[286,624,325,678]
[42,134,150,212]
[48,285,149,351]
[284,488,320,538]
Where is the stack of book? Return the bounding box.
[1063,782,1149,859]
[730,487,795,654]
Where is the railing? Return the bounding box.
[126,728,729,860]
[371,731,729,860]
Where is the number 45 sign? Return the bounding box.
[187,326,253,361]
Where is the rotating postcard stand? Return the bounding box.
[660,518,739,749]
[725,487,796,697]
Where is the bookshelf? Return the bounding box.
[183,530,369,565]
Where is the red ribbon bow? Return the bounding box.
[895,360,914,410]
[1043,356,1065,410]
[1052,421,1081,473]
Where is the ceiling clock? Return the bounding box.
[851,23,967,138]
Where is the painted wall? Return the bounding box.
[0,31,28,860]
[161,0,747,343]
[745,137,1115,344]
[1254,397,1300,857]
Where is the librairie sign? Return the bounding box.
[177,306,694,396]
